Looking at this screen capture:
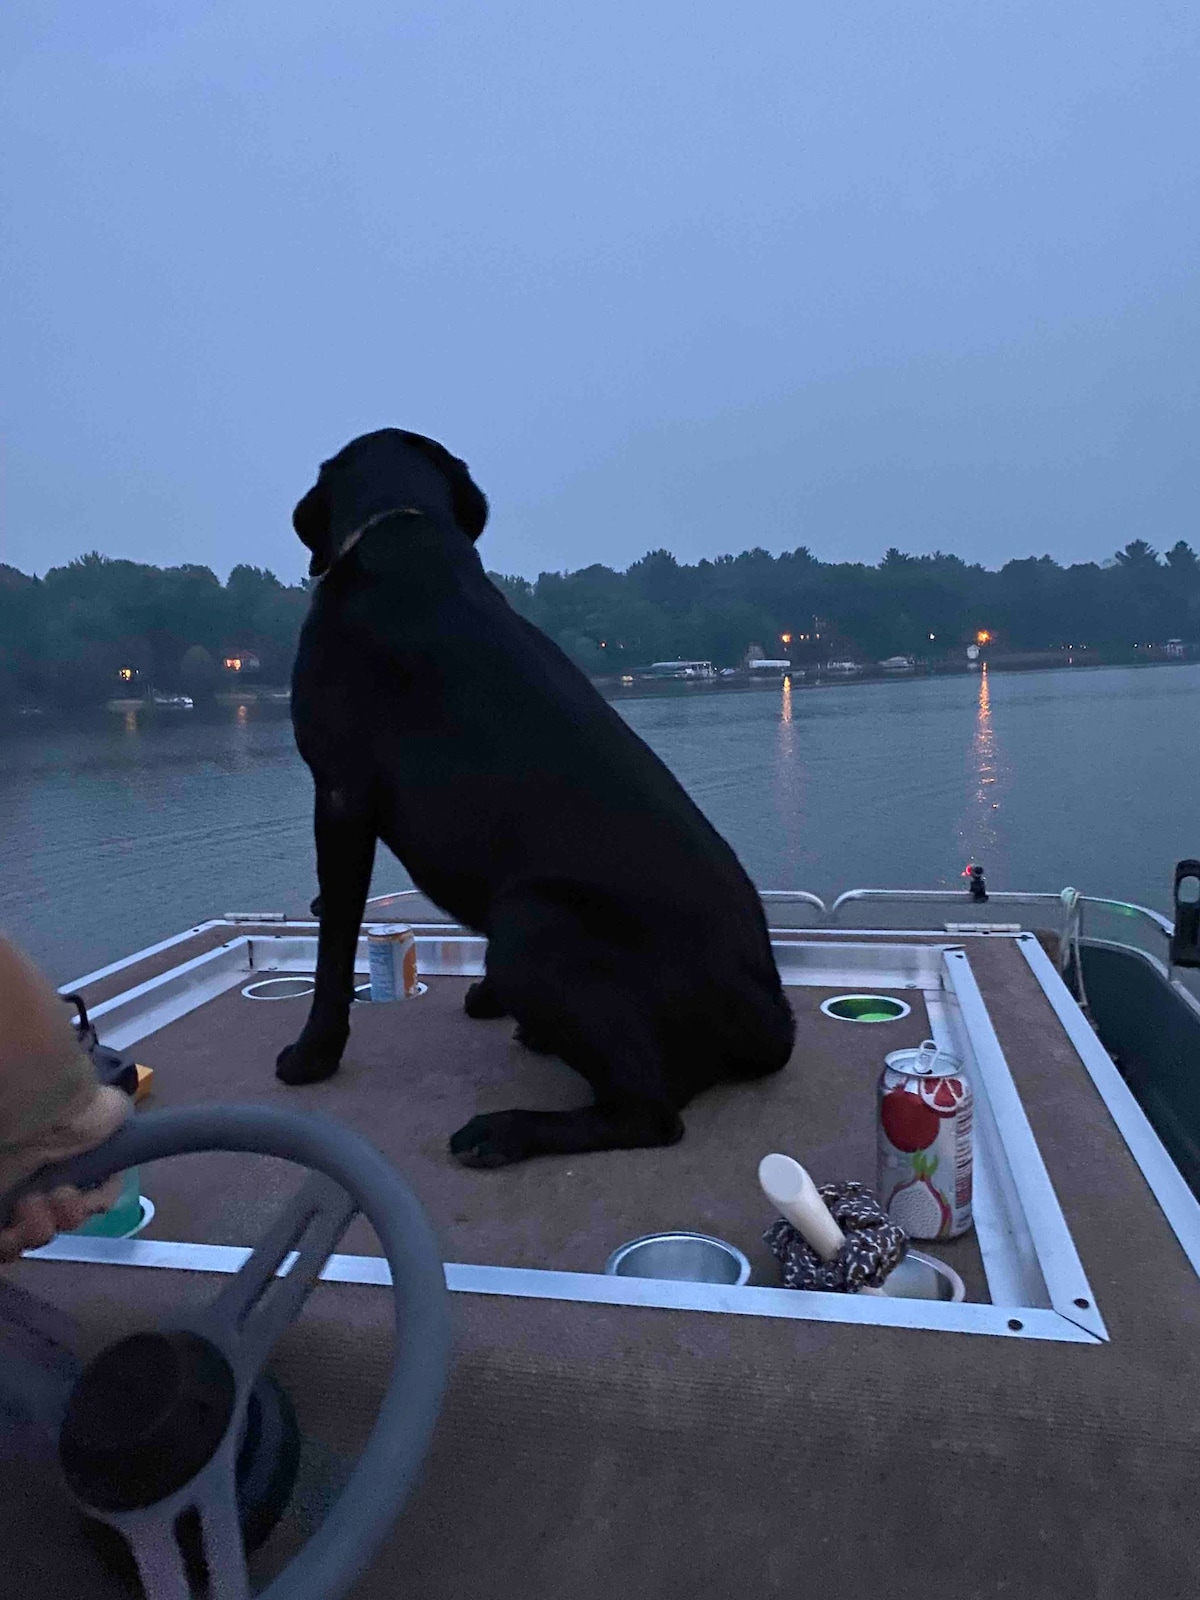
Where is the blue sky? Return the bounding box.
[2,3,1197,582]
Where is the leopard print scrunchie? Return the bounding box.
[764,1180,908,1292]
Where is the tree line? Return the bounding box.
[0,556,309,709]
[2,537,1197,709]
[490,537,1199,673]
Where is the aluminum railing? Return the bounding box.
[365,882,1173,945]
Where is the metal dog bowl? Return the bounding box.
[604,1232,752,1286]
[880,1250,965,1302]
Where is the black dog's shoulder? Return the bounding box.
[292,512,761,917]
[306,519,596,706]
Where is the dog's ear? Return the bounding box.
[449,468,489,544]
[292,479,333,577]
[397,432,489,542]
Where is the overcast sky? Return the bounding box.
[2,3,1197,583]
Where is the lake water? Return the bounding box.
[3,663,1198,985]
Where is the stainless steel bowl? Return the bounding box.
[880,1250,965,1302]
[604,1232,752,1286]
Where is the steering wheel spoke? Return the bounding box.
[193,1461,254,1600]
[110,1448,251,1600]
[127,1516,201,1600]
[184,1172,357,1383]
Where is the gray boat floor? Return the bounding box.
[6,927,1200,1599]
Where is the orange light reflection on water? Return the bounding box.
[960,664,1003,870]
[773,672,806,872]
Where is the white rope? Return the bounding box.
[1059,887,1091,1014]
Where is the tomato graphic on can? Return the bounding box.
[877,1039,973,1240]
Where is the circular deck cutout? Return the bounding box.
[820,993,911,1023]
[880,1249,964,1302]
[604,1232,751,1286]
[353,982,428,1002]
[241,977,316,1002]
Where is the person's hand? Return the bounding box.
[0,1175,122,1264]
[0,932,132,1265]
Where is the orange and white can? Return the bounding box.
[366,926,419,1002]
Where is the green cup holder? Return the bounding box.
[820,994,912,1024]
[70,1167,154,1239]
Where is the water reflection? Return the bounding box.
[958,666,1006,877]
[773,674,807,880]
[122,708,139,736]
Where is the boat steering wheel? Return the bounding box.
[2,1105,450,1600]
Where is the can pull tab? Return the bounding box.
[1170,860,1200,970]
[913,1040,942,1075]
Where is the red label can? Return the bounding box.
[876,1039,973,1240]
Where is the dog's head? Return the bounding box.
[293,429,489,578]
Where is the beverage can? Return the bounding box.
[876,1039,973,1240]
[367,926,419,1002]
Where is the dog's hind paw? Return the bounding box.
[463,979,507,1020]
[513,1023,556,1054]
[449,1111,536,1168]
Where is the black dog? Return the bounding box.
[278,429,794,1165]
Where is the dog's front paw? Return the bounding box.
[275,1029,347,1087]
[449,1110,537,1168]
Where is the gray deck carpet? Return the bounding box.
[5,935,1198,1599]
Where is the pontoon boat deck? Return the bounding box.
[8,888,1200,1598]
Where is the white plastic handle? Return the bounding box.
[759,1153,845,1260]
[758,1153,887,1295]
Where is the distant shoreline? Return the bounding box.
[2,653,1195,726]
[592,654,1198,700]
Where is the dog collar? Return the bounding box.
[322,508,425,578]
